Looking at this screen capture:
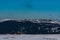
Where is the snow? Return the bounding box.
[0,19,12,22]
[0,34,60,40]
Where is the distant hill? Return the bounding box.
[0,19,60,34]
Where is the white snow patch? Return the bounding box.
[0,34,60,40]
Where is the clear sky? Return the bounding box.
[0,0,60,20]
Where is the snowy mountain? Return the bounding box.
[0,19,60,34]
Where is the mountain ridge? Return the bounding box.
[0,19,60,34]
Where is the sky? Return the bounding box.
[0,0,60,20]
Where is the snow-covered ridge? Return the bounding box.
[0,19,13,22]
[0,19,60,24]
[0,19,21,22]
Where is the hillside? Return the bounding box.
[0,19,60,34]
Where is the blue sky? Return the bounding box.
[0,0,60,20]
